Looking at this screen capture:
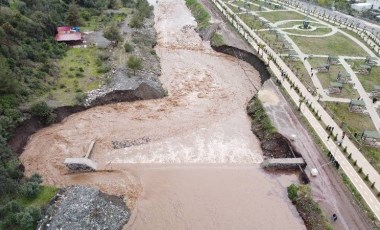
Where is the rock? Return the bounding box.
[38,186,129,230]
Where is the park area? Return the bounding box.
[223,0,380,172]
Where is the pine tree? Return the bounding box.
[65,1,82,26]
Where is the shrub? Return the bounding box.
[287,184,298,201]
[103,22,122,41]
[124,42,133,52]
[30,102,56,125]
[75,93,87,104]
[127,56,142,75]
[20,182,40,199]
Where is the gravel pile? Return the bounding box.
[112,136,151,149]
[38,186,129,230]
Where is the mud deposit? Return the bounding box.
[20,0,306,229]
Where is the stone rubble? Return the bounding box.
[38,186,129,230]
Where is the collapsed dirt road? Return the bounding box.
[21,0,306,229]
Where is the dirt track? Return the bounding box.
[20,0,307,229]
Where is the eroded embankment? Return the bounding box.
[247,97,301,159]
[8,82,165,155]
[211,45,271,84]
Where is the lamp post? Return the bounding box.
[311,140,342,176]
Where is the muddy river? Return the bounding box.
[20,0,306,229]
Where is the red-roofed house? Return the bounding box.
[55,26,82,42]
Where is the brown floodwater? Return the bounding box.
[20,0,306,229]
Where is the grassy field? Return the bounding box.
[290,32,367,56]
[258,10,306,23]
[256,31,281,51]
[325,102,375,135]
[234,1,262,11]
[81,10,128,31]
[229,4,241,13]
[239,13,263,30]
[340,28,379,56]
[347,59,380,93]
[18,186,58,208]
[285,60,316,92]
[361,146,380,174]
[51,47,105,105]
[284,27,332,36]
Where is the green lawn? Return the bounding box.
[256,31,281,51]
[285,60,316,92]
[228,4,241,13]
[325,102,375,135]
[361,146,380,175]
[51,47,105,105]
[18,186,58,208]
[239,13,263,30]
[347,60,380,93]
[284,27,332,36]
[340,28,379,57]
[234,1,261,11]
[258,10,306,23]
[290,32,367,56]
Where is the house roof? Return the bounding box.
[338,72,351,77]
[350,99,366,106]
[330,82,343,87]
[360,65,372,69]
[363,130,380,139]
[57,26,71,32]
[55,32,82,42]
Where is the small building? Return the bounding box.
[351,3,372,12]
[370,85,380,98]
[327,56,339,65]
[329,82,343,94]
[349,99,366,113]
[55,26,82,43]
[269,27,277,33]
[288,54,299,61]
[316,64,330,73]
[358,64,372,75]
[365,56,378,66]
[336,72,351,83]
[361,130,380,146]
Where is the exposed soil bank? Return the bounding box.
[247,97,301,159]
[212,45,271,85]
[9,83,164,155]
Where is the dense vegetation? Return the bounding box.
[288,184,333,230]
[185,0,210,29]
[0,0,128,229]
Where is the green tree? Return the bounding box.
[103,22,122,41]
[30,101,56,125]
[65,1,83,26]
[127,56,142,76]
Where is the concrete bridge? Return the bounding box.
[261,158,306,169]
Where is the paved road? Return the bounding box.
[211,0,380,221]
